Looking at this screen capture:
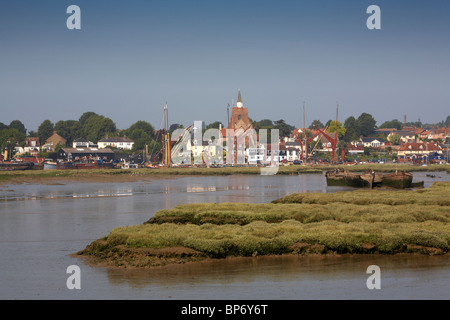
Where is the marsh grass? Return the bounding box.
[79,182,450,266]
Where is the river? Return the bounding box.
[0,171,449,300]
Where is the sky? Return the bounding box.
[1,0,450,132]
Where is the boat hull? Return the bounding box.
[326,169,415,189]
[0,161,34,171]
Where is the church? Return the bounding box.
[227,89,253,131]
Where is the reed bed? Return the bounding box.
[78,182,450,267]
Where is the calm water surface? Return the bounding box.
[0,171,449,300]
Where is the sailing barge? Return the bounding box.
[325,168,414,188]
[0,161,34,171]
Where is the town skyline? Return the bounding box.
[2,1,450,131]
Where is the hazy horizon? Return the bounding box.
[1,0,449,131]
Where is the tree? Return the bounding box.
[309,120,324,130]
[356,113,376,137]
[326,121,346,139]
[0,128,25,159]
[54,120,82,145]
[128,129,151,151]
[79,112,98,125]
[83,115,117,142]
[273,119,295,138]
[388,133,401,145]
[169,123,184,133]
[379,119,402,130]
[0,122,8,131]
[38,120,54,145]
[445,116,450,127]
[205,121,223,130]
[343,116,359,142]
[9,120,27,135]
[126,121,155,140]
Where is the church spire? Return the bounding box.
[237,89,243,108]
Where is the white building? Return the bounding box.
[98,136,134,150]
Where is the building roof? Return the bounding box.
[237,89,242,103]
[73,137,88,142]
[361,137,385,143]
[398,142,441,152]
[98,136,134,143]
[392,131,416,137]
[59,147,114,154]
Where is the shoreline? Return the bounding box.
[72,247,450,271]
[1,163,449,185]
[75,181,450,269]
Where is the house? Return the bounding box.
[98,135,134,150]
[42,131,67,151]
[14,137,41,155]
[359,137,385,148]
[57,147,115,162]
[72,138,96,148]
[397,142,442,162]
[387,130,416,144]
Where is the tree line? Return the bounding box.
[1,112,450,157]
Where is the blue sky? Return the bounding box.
[1,0,449,131]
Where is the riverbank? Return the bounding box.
[1,163,449,184]
[76,181,450,269]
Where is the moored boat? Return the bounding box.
[0,161,34,171]
[43,160,57,170]
[326,168,415,188]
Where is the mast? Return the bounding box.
[303,101,306,164]
[163,102,171,166]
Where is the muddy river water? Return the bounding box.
[0,172,449,299]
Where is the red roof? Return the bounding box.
[398,142,441,151]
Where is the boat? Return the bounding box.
[57,162,74,170]
[0,161,34,171]
[325,168,415,188]
[325,169,370,187]
[43,160,57,170]
[378,171,413,188]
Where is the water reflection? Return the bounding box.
[1,171,449,299]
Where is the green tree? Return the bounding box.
[445,116,450,127]
[379,119,402,130]
[169,123,184,133]
[126,121,155,140]
[205,121,223,130]
[356,113,376,137]
[0,128,26,159]
[343,116,359,142]
[0,122,8,131]
[55,120,82,145]
[326,121,346,139]
[37,120,54,145]
[83,115,117,142]
[128,129,151,151]
[309,120,324,130]
[79,112,98,125]
[388,133,401,145]
[9,120,27,135]
[273,119,294,138]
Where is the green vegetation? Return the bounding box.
[77,182,450,268]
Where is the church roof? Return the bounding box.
[237,89,242,103]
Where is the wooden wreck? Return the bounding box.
[325,168,414,188]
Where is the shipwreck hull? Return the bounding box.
[0,161,34,171]
[325,171,371,188]
[326,169,415,189]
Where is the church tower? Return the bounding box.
[227,89,253,131]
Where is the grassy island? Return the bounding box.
[76,181,450,268]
